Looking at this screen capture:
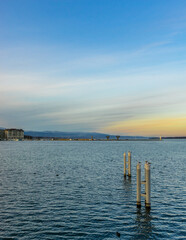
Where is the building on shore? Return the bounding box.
[4,129,24,140]
[0,129,5,140]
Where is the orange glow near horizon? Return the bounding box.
[102,117,186,137]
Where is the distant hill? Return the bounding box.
[25,131,108,139]
[24,130,148,139]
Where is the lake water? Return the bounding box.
[0,140,185,239]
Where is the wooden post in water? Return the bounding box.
[128,151,131,177]
[144,161,148,203]
[145,162,151,209]
[124,152,126,177]
[137,162,141,208]
[123,152,132,177]
[136,161,151,208]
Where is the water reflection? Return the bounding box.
[122,176,133,206]
[133,208,153,239]
[122,176,132,191]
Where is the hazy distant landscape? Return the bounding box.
[24,130,150,139]
[1,127,186,140]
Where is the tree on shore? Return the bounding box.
[116,136,120,140]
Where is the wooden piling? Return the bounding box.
[145,162,151,209]
[137,162,141,208]
[128,151,131,177]
[136,161,151,208]
[124,152,126,177]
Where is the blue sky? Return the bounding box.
[0,0,186,136]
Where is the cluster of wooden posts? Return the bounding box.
[123,152,151,209]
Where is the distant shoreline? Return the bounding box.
[6,138,184,142]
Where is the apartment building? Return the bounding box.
[4,129,24,140]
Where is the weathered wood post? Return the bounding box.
[144,161,148,202]
[124,152,126,177]
[145,162,151,209]
[128,151,131,177]
[137,162,141,208]
[136,161,151,209]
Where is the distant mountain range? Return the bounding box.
[25,131,107,139]
[24,130,149,139]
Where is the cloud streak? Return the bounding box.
[1,36,186,135]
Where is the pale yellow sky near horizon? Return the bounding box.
[102,117,186,137]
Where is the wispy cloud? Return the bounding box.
[1,39,186,133]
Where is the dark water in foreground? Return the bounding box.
[0,140,185,239]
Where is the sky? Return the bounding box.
[0,0,186,136]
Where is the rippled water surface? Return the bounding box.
[0,140,186,239]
